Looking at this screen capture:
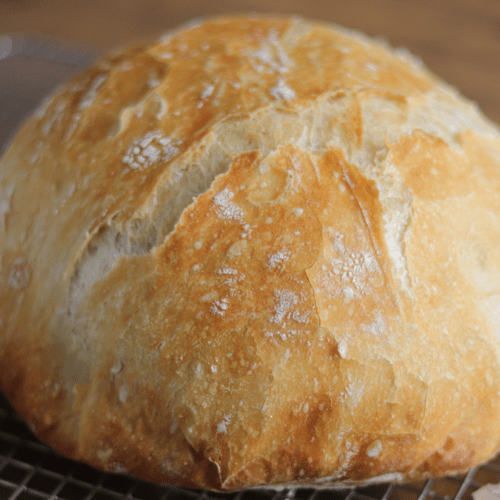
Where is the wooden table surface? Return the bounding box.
[2,0,500,124]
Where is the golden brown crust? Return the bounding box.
[2,13,500,491]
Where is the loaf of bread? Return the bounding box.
[1,13,500,491]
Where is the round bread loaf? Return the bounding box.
[2,13,500,492]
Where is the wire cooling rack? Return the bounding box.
[1,31,500,500]
[1,389,500,500]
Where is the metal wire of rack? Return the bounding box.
[1,31,500,500]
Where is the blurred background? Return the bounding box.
[1,0,500,124]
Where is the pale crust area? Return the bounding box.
[2,14,500,491]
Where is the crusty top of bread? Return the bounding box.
[2,13,500,491]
